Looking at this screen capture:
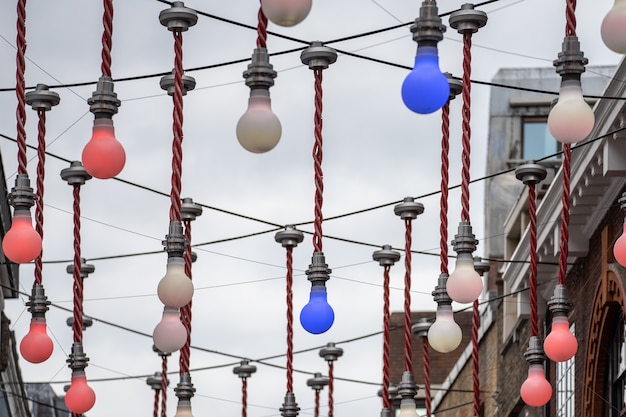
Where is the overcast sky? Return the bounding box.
[0,1,622,416]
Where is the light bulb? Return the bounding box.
[19,317,53,363]
[300,285,334,334]
[446,253,483,304]
[428,304,462,353]
[547,79,595,144]
[261,0,312,27]
[65,370,96,414]
[174,403,194,417]
[613,220,626,267]
[544,315,577,362]
[157,257,193,308]
[236,89,281,153]
[82,118,126,179]
[153,306,187,353]
[520,363,552,407]
[602,0,626,54]
[401,45,450,115]
[398,398,421,417]
[2,209,42,264]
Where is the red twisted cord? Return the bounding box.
[403,219,413,373]
[440,102,450,275]
[328,361,335,417]
[15,0,27,174]
[423,337,431,417]
[314,390,320,417]
[170,30,185,223]
[472,299,480,416]
[460,33,473,223]
[566,0,577,37]
[286,246,294,393]
[179,219,193,375]
[153,388,160,417]
[34,110,46,285]
[256,2,268,49]
[528,184,539,337]
[312,68,324,252]
[558,145,571,286]
[242,377,248,417]
[161,357,168,417]
[382,265,391,410]
[72,185,84,343]
[101,0,113,77]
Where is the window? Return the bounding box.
[556,323,575,417]
[522,118,560,161]
[604,314,626,417]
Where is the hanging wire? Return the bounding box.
[256,0,268,49]
[179,218,193,375]
[160,354,168,417]
[285,244,295,393]
[15,0,28,174]
[422,336,431,417]
[312,68,325,253]
[100,0,114,77]
[440,100,451,275]
[327,361,335,417]
[402,219,413,374]
[460,32,473,224]
[169,28,185,222]
[33,110,46,284]
[241,377,249,417]
[381,264,391,411]
[528,183,539,337]
[71,184,84,343]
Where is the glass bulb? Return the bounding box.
[602,0,626,54]
[544,316,577,362]
[20,317,53,363]
[2,209,42,264]
[82,118,126,179]
[397,398,421,417]
[547,79,595,144]
[153,306,187,353]
[401,45,450,115]
[520,363,552,407]
[174,403,194,417]
[446,253,483,304]
[428,304,462,353]
[261,0,312,27]
[65,370,96,414]
[613,220,626,267]
[236,89,281,153]
[157,257,193,308]
[300,285,334,334]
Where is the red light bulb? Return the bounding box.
[520,363,552,407]
[544,316,577,362]
[613,222,626,267]
[20,317,53,363]
[82,118,125,179]
[65,371,96,414]
[2,210,42,264]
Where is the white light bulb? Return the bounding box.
[446,253,483,304]
[398,398,421,417]
[174,404,194,417]
[153,306,187,353]
[261,0,312,27]
[236,89,281,153]
[157,257,193,308]
[602,0,626,54]
[547,79,595,144]
[428,304,462,353]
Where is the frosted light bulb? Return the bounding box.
[2,209,42,264]
[544,316,577,362]
[602,0,626,54]
[174,404,194,417]
[613,220,626,267]
[401,46,450,115]
[65,371,96,414]
[428,304,462,353]
[261,0,312,27]
[300,285,334,334]
[520,364,552,407]
[153,306,187,353]
[20,317,53,363]
[236,89,281,153]
[446,253,483,304]
[398,398,421,417]
[547,79,594,144]
[82,118,126,179]
[157,257,193,308]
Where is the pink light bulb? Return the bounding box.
[601,0,626,54]
[520,364,552,407]
[547,79,594,144]
[613,221,626,267]
[65,370,96,414]
[20,317,53,363]
[2,210,42,264]
[236,89,281,153]
[446,253,483,304]
[82,118,125,179]
[544,316,577,362]
[153,306,187,353]
[261,0,312,27]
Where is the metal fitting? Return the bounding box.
[8,174,36,210]
[159,1,198,31]
[60,161,92,186]
[306,252,331,286]
[233,359,257,379]
[146,372,164,391]
[372,244,401,267]
[67,342,89,371]
[547,284,572,317]
[280,392,300,417]
[515,163,547,186]
[473,257,490,276]
[449,3,488,34]
[25,284,50,317]
[306,372,329,391]
[319,342,343,362]
[163,221,188,258]
[432,273,453,305]
[275,226,304,249]
[66,257,96,279]
[554,36,587,77]
[243,48,277,89]
[25,84,60,111]
[451,221,478,254]
[160,70,196,96]
[394,196,425,220]
[174,373,196,401]
[524,335,546,365]
[153,344,172,358]
[66,316,94,330]
[397,371,418,399]
[446,73,463,100]
[181,197,202,222]
[88,76,121,117]
[410,0,447,45]
[411,317,431,337]
[301,41,337,70]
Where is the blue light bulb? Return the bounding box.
[300,285,334,334]
[401,45,450,114]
